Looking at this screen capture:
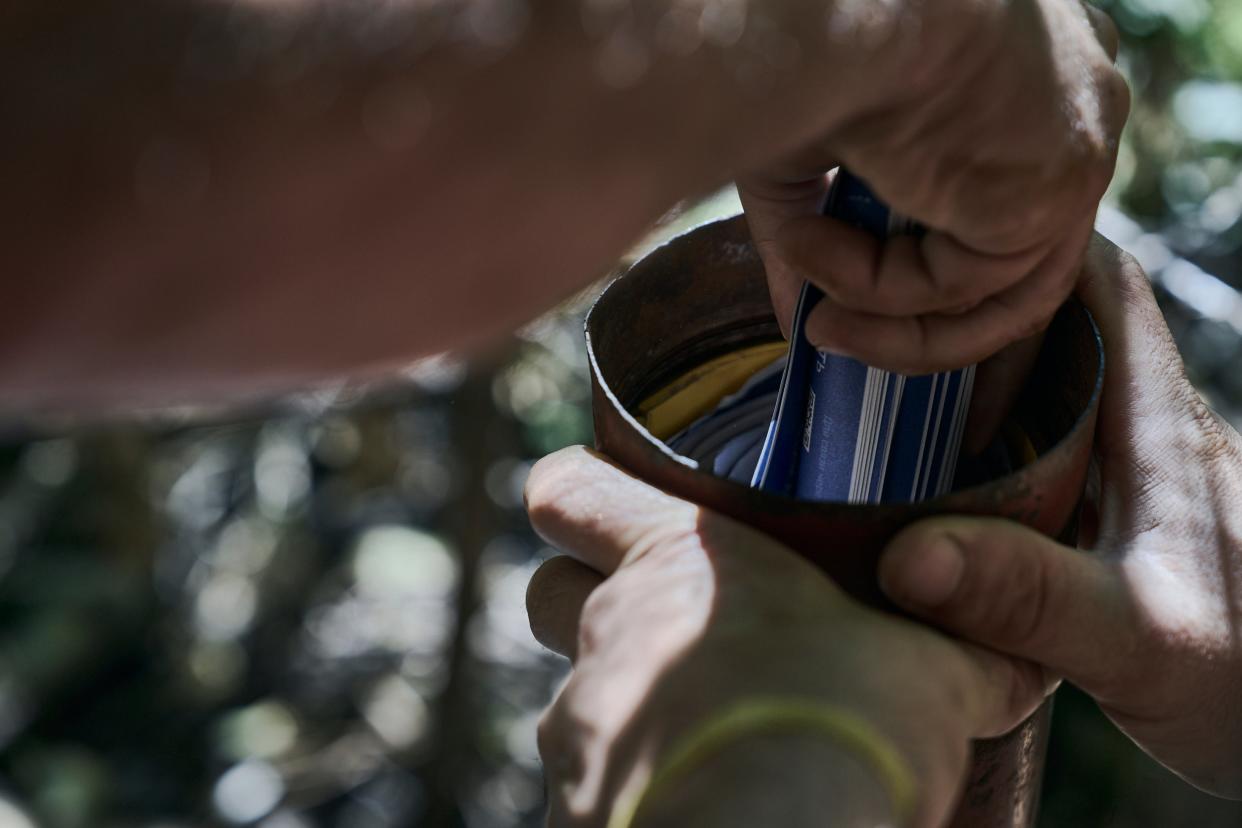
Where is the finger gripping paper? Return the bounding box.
[666,170,976,503]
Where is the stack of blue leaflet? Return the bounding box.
[749,170,975,503]
[668,170,975,503]
[667,355,786,485]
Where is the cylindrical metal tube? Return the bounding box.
[585,215,1103,826]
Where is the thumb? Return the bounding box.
[878,517,1136,693]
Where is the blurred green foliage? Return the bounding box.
[1102,0,1242,282]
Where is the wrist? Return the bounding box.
[612,699,915,828]
[636,730,900,828]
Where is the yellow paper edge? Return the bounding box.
[636,341,787,441]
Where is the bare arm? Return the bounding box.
[1,0,949,408]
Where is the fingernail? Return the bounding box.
[883,535,964,608]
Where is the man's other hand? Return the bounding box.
[880,235,1242,797]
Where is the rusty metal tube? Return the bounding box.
[584,215,1103,826]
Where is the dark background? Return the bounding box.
[3,1,1242,824]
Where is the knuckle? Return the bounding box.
[575,582,620,656]
[1019,307,1054,342]
[994,291,1051,342]
[904,165,958,228]
[925,268,981,308]
[1087,68,1130,156]
[525,452,573,512]
[1004,659,1052,723]
[1107,71,1132,124]
[1089,234,1145,286]
[525,499,567,544]
[988,547,1056,648]
[1114,247,1145,280]
[524,448,592,533]
[536,703,571,768]
[1096,13,1120,52]
[985,210,1038,250]
[858,153,949,225]
[535,709,557,757]
[645,517,706,561]
[1113,254,1155,307]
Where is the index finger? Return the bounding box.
[776,217,1045,318]
[524,445,701,575]
[803,222,1091,372]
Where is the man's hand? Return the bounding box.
[878,235,1242,797]
[740,0,1128,374]
[524,446,1053,827]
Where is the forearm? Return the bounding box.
[0,0,966,407]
